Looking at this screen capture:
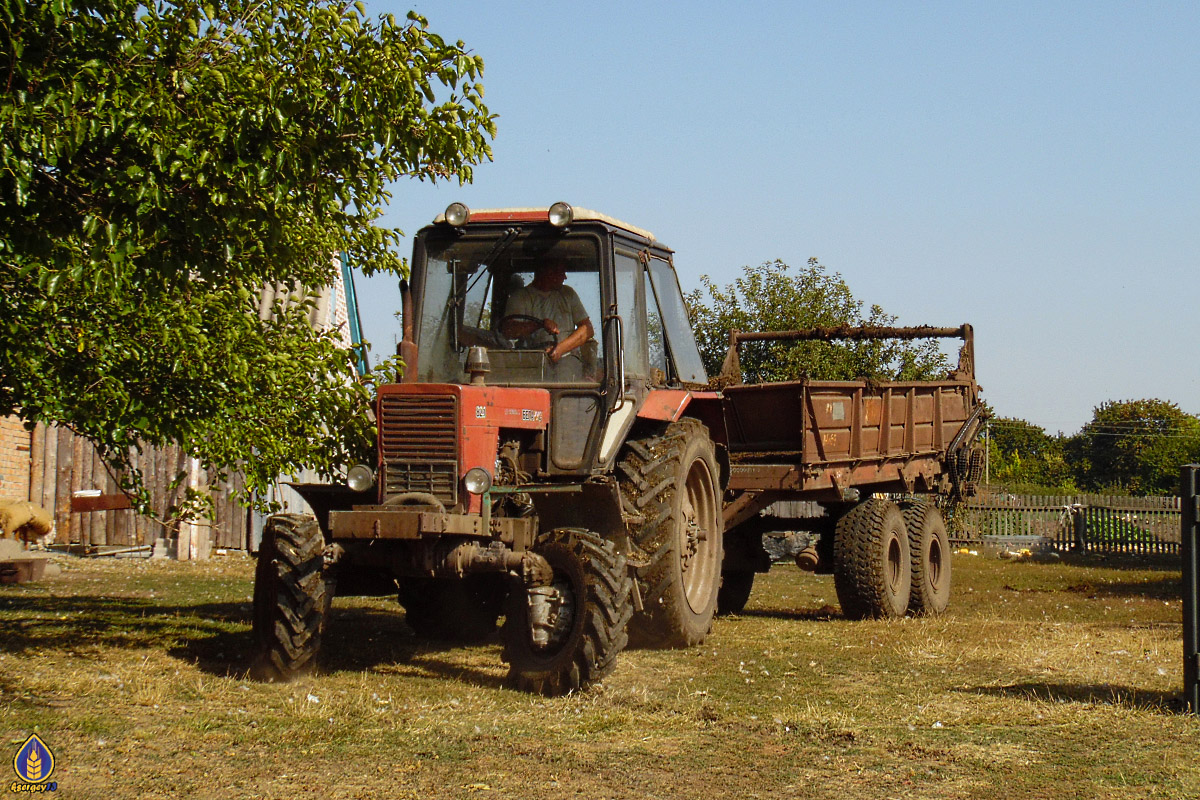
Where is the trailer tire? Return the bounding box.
[903,500,951,616]
[716,570,755,615]
[251,514,331,681]
[502,528,632,696]
[832,499,911,619]
[618,419,723,648]
[399,575,506,642]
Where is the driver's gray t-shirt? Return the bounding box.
[505,284,589,342]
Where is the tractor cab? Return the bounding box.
[403,203,708,474]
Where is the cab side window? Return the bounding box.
[643,269,669,382]
[614,251,647,381]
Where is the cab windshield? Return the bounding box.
[414,230,604,386]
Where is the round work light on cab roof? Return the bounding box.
[548,202,574,228]
[444,202,470,227]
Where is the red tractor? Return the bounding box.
[252,203,983,696]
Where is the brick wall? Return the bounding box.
[0,416,32,502]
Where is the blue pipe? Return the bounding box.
[339,252,369,376]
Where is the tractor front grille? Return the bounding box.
[379,393,459,508]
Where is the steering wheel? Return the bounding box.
[500,314,558,346]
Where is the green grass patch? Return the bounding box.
[0,552,1196,798]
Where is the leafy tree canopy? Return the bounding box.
[0,1,495,507]
[1066,399,1200,496]
[685,259,951,382]
[984,413,1074,492]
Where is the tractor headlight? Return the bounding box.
[463,467,493,495]
[347,464,375,492]
[548,202,573,228]
[444,202,470,227]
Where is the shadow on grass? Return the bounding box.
[318,606,508,690]
[0,594,246,653]
[999,572,1182,600]
[0,593,508,689]
[964,681,1183,714]
[1059,573,1182,600]
[723,604,843,622]
[1053,552,1181,572]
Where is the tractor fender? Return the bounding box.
[635,390,729,488]
[635,389,695,422]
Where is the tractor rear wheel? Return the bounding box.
[251,514,331,681]
[399,575,506,641]
[903,500,951,616]
[832,499,911,619]
[501,528,632,696]
[617,419,723,648]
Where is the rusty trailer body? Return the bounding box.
[711,325,981,524]
[701,325,982,621]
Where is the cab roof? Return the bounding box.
[432,205,658,244]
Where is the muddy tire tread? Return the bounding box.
[252,514,329,681]
[832,498,910,620]
[902,499,952,616]
[617,418,722,648]
[502,528,632,696]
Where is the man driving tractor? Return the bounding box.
[501,258,597,379]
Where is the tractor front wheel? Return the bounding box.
[501,528,632,696]
[716,570,755,615]
[251,514,331,681]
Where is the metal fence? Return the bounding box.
[955,491,1182,555]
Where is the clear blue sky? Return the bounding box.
[356,1,1200,435]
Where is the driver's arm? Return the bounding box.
[548,318,594,363]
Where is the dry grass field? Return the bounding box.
[0,550,1196,799]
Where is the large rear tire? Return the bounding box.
[251,514,331,681]
[903,500,951,616]
[832,499,911,619]
[399,575,506,641]
[617,418,723,648]
[501,528,632,696]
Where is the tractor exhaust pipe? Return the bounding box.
[398,279,419,382]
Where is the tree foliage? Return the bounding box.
[985,414,1073,492]
[984,400,1200,496]
[1066,399,1200,496]
[0,1,495,507]
[684,259,951,382]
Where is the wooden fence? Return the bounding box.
[954,491,1182,555]
[26,423,248,558]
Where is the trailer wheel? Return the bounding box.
[501,528,632,696]
[832,499,911,619]
[716,570,755,615]
[399,575,506,641]
[903,500,951,616]
[618,418,723,647]
[251,514,331,681]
